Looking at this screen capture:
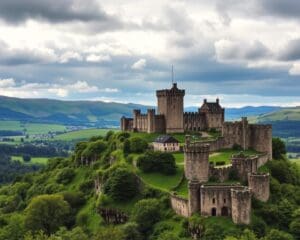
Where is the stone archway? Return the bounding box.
[211,208,217,216]
[221,206,229,216]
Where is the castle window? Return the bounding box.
[211,208,217,216]
[212,198,215,204]
[224,199,226,203]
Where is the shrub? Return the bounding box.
[78,179,94,194]
[137,151,176,175]
[24,194,70,235]
[131,199,161,234]
[22,154,31,162]
[228,168,239,181]
[128,137,148,153]
[272,138,286,160]
[216,161,226,166]
[103,168,139,201]
[56,168,75,184]
[232,144,242,151]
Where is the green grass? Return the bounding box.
[204,216,238,231]
[290,158,300,168]
[209,149,258,165]
[175,178,188,198]
[11,155,49,165]
[53,128,116,141]
[137,165,184,193]
[173,153,184,165]
[0,120,67,135]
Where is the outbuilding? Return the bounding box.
[153,135,180,152]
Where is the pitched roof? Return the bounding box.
[154,135,179,144]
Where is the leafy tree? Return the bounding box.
[131,199,161,234]
[128,137,148,153]
[81,140,107,163]
[264,229,293,240]
[137,151,176,175]
[94,226,125,240]
[23,154,31,162]
[123,139,131,155]
[121,222,142,240]
[289,208,300,238]
[24,194,70,235]
[157,231,181,240]
[56,168,75,184]
[272,138,286,160]
[103,168,138,201]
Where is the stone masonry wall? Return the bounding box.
[231,188,252,225]
[248,173,270,202]
[170,194,189,217]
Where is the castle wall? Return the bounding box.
[183,112,206,131]
[201,137,225,152]
[209,165,232,182]
[231,155,258,182]
[231,188,251,225]
[154,115,165,133]
[170,194,189,217]
[249,124,272,160]
[184,143,210,182]
[205,112,224,130]
[257,153,269,167]
[248,173,270,202]
[120,117,133,131]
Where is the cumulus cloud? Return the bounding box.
[289,63,300,75]
[0,78,16,87]
[59,51,83,63]
[131,59,147,70]
[0,0,121,25]
[86,54,111,63]
[215,40,271,63]
[278,38,300,61]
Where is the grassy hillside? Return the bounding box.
[0,95,150,127]
[255,106,300,122]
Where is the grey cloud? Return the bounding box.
[278,38,300,61]
[215,40,272,62]
[0,0,122,27]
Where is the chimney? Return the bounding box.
[216,98,219,104]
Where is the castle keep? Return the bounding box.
[121,83,224,133]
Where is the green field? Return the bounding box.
[53,128,116,141]
[0,120,67,135]
[11,155,49,165]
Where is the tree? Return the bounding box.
[23,154,31,162]
[131,199,161,234]
[56,168,75,184]
[94,226,125,240]
[81,140,107,163]
[264,229,293,240]
[157,231,181,240]
[121,222,142,240]
[289,208,300,238]
[272,138,286,160]
[128,137,148,153]
[24,194,70,235]
[103,168,139,201]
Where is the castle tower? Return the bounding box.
[147,109,156,133]
[241,117,249,150]
[156,83,185,133]
[188,180,200,216]
[133,109,141,131]
[248,173,270,202]
[231,188,251,225]
[231,153,258,182]
[184,137,210,182]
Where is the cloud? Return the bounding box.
[289,63,300,75]
[59,51,83,63]
[131,59,147,70]
[0,78,16,87]
[86,54,111,63]
[215,39,272,63]
[0,0,121,25]
[278,38,300,61]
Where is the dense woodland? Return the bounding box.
[0,131,299,240]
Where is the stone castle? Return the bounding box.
[171,138,270,225]
[121,83,224,133]
[120,83,272,225]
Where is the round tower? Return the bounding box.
[188,180,200,216]
[248,173,270,202]
[184,142,210,182]
[231,188,251,225]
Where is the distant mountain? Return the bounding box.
[254,107,300,122]
[0,95,151,127]
[0,95,298,128]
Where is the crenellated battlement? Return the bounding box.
[248,172,270,202]
[156,83,185,97]
[249,124,272,130]
[184,143,210,153]
[231,187,251,197]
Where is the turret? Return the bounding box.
[188,180,200,216]
[184,142,210,182]
[231,188,251,225]
[248,173,270,202]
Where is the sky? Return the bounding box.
[0,0,299,107]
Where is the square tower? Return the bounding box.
[156,83,185,133]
